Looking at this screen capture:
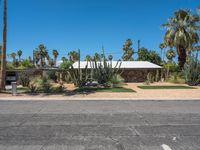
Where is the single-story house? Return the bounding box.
[73,61,162,82]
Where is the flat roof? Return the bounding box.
[73,61,162,69]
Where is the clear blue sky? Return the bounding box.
[0,0,199,61]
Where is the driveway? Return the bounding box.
[0,100,200,150]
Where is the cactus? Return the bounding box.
[91,51,122,86]
[183,55,200,86]
[69,50,90,87]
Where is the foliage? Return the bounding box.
[145,72,154,85]
[138,47,162,65]
[122,39,134,61]
[68,50,79,62]
[21,58,34,68]
[183,55,200,86]
[28,77,40,93]
[162,9,200,68]
[18,71,34,87]
[37,75,53,93]
[148,51,162,65]
[9,52,17,66]
[166,49,176,62]
[69,60,90,87]
[60,61,72,70]
[85,55,92,61]
[92,56,122,86]
[51,82,66,93]
[107,74,125,88]
[34,44,49,67]
[138,47,149,61]
[46,71,58,82]
[167,72,185,84]
[17,50,22,63]
[52,49,59,67]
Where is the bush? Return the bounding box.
[39,75,53,93]
[183,55,200,86]
[146,72,154,84]
[46,71,58,82]
[167,72,185,84]
[18,71,34,87]
[28,77,40,93]
[107,74,125,88]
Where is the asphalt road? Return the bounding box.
[0,100,200,150]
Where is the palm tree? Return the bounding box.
[94,53,101,61]
[48,58,54,67]
[166,49,176,62]
[85,55,92,61]
[62,57,67,62]
[159,43,166,61]
[162,9,200,68]
[35,44,48,67]
[0,0,7,90]
[68,51,79,62]
[108,55,113,61]
[17,50,22,63]
[10,52,17,66]
[52,49,59,67]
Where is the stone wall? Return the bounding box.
[120,69,159,82]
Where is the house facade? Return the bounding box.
[73,61,162,82]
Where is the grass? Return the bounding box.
[74,87,135,93]
[138,85,196,89]
[6,87,29,91]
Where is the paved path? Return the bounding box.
[0,100,200,150]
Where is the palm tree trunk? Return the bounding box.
[177,45,186,69]
[54,57,57,67]
[0,0,7,90]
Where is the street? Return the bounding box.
[0,100,200,150]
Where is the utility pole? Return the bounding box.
[0,0,7,90]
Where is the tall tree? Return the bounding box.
[35,44,48,67]
[138,47,161,65]
[52,49,59,67]
[0,0,7,90]
[94,53,101,61]
[68,51,79,62]
[10,52,17,65]
[137,47,149,61]
[62,57,68,62]
[17,50,22,63]
[85,55,92,61]
[159,43,166,61]
[122,39,134,61]
[108,55,113,61]
[162,9,200,68]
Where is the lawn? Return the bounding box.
[74,87,135,93]
[138,85,196,89]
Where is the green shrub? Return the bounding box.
[28,77,40,93]
[92,57,122,86]
[107,74,125,88]
[18,71,34,87]
[183,55,200,86]
[167,72,185,84]
[39,75,53,93]
[46,71,58,82]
